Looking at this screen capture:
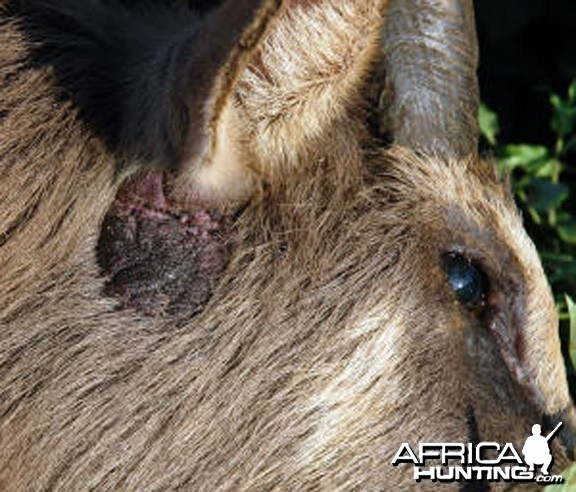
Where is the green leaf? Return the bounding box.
[534,158,563,179]
[552,106,576,138]
[544,248,576,284]
[557,213,576,244]
[545,460,576,491]
[566,295,576,375]
[479,103,500,146]
[524,178,569,212]
[550,80,576,138]
[549,262,576,284]
[550,93,563,109]
[501,144,548,172]
[540,251,576,263]
[568,79,576,104]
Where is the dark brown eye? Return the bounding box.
[442,253,488,305]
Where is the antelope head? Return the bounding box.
[0,0,573,489]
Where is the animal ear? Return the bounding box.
[378,0,480,158]
[176,0,388,203]
[172,0,283,203]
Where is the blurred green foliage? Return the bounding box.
[479,80,576,389]
[545,460,576,491]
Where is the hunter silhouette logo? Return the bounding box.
[391,422,565,485]
[522,422,561,475]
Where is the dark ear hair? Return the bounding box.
[379,0,480,158]
[17,0,389,203]
[13,0,283,199]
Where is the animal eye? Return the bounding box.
[441,253,488,305]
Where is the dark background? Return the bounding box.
[475,0,576,147]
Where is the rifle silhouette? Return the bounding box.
[546,422,563,442]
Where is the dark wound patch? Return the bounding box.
[97,194,231,320]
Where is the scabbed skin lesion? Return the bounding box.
[97,172,233,320]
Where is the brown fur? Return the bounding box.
[0,0,573,490]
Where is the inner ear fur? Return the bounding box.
[178,0,389,204]
[172,0,282,204]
